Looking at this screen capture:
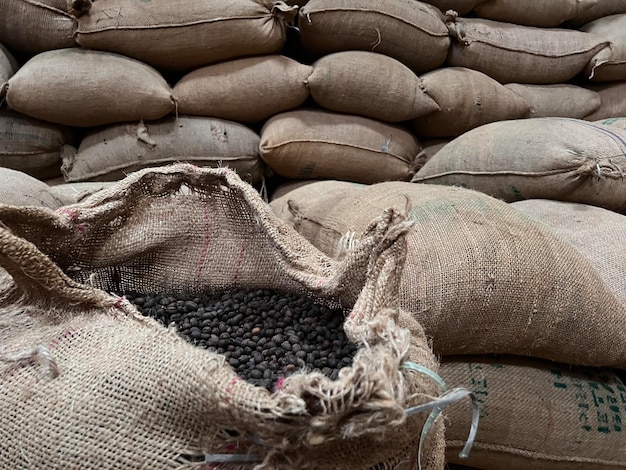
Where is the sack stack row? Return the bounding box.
[3,0,626,191]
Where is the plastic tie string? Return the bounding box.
[402,361,480,470]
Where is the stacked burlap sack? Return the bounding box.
[260,0,626,183]
[0,0,306,184]
[4,0,626,188]
[270,178,626,469]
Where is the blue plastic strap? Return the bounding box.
[401,362,479,469]
[402,361,448,392]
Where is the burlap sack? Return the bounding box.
[49,182,118,205]
[0,164,447,469]
[411,67,530,138]
[174,55,311,123]
[597,117,626,130]
[0,43,17,84]
[272,180,626,368]
[569,0,626,26]
[582,14,626,82]
[584,81,626,121]
[442,356,626,469]
[299,0,450,74]
[415,139,451,170]
[512,199,626,310]
[76,0,296,70]
[260,109,421,184]
[420,0,483,16]
[308,51,440,123]
[505,83,601,119]
[473,0,579,27]
[0,167,64,208]
[0,110,74,179]
[472,0,626,27]
[413,118,626,212]
[0,0,76,52]
[446,16,610,84]
[4,49,175,127]
[62,116,265,183]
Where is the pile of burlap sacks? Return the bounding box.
[1,0,626,469]
[2,0,626,191]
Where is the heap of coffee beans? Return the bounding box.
[120,288,358,390]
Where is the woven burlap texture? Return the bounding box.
[0,164,445,469]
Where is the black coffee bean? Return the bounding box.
[249,369,263,380]
[120,288,357,391]
[252,351,263,364]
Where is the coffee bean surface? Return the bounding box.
[121,289,358,390]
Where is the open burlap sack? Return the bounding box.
[174,55,311,123]
[0,164,452,470]
[0,167,64,208]
[260,109,421,184]
[473,0,626,27]
[505,83,601,119]
[272,180,626,368]
[411,67,530,138]
[512,199,626,310]
[76,0,296,71]
[0,110,74,179]
[62,116,265,183]
[582,14,626,82]
[299,0,450,74]
[413,118,626,212]
[584,81,626,120]
[442,356,626,469]
[3,49,176,127]
[0,0,76,52]
[446,15,610,84]
[0,43,17,84]
[308,51,440,123]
